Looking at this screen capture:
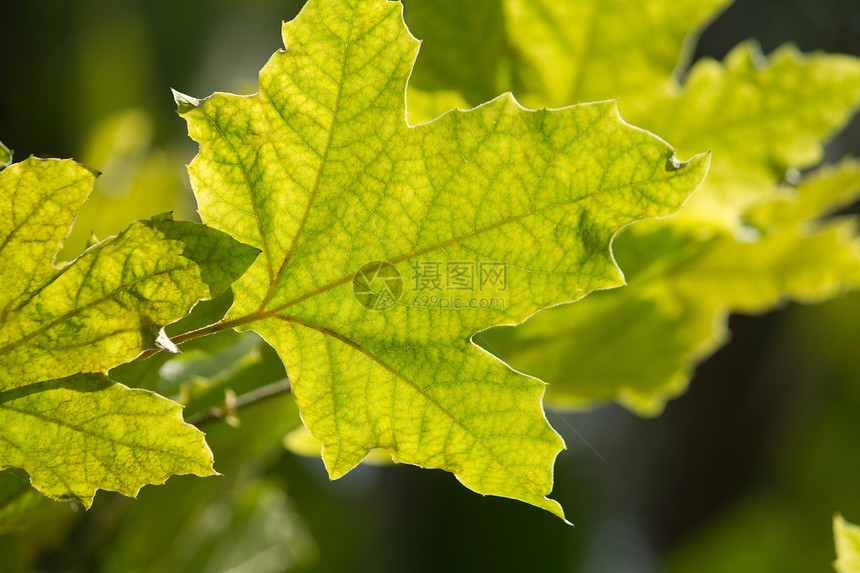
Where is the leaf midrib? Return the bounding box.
[262,171,687,316]
[260,4,358,310]
[0,263,192,370]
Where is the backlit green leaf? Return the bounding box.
[483,161,860,415]
[835,514,860,573]
[0,374,216,508]
[0,154,259,504]
[0,208,258,386]
[632,44,860,227]
[414,0,860,415]
[178,0,709,517]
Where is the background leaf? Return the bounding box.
[408,0,860,415]
[482,161,860,414]
[835,514,860,573]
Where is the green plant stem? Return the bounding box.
[186,377,292,426]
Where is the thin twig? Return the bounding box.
[186,377,292,427]
[136,312,265,361]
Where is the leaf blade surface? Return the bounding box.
[180,0,709,516]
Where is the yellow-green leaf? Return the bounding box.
[0,207,258,387]
[0,153,259,504]
[634,44,860,227]
[835,514,860,573]
[0,140,10,168]
[0,374,216,508]
[179,0,709,517]
[483,161,860,415]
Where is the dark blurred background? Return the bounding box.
[1,0,859,571]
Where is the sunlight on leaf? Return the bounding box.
[835,514,860,573]
[0,154,258,504]
[483,161,860,415]
[0,375,216,508]
[178,0,709,517]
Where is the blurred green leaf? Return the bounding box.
[59,109,195,261]
[502,0,731,109]
[835,515,860,573]
[404,0,511,105]
[484,161,860,414]
[428,1,860,415]
[631,44,860,227]
[404,0,730,117]
[0,470,52,533]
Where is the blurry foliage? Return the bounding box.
[1,0,860,571]
[833,514,860,573]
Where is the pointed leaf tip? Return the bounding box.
[172,89,201,114]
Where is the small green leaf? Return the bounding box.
[0,203,259,387]
[0,140,11,168]
[0,374,216,508]
[835,514,860,573]
[179,0,709,517]
[0,152,258,504]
